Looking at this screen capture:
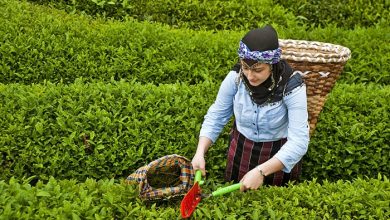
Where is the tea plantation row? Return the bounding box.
[0,176,388,219]
[1,80,388,182]
[1,0,389,85]
[28,0,389,29]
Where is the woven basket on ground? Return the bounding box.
[126,154,194,201]
[279,39,351,136]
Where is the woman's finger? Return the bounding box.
[239,184,246,192]
[239,177,247,192]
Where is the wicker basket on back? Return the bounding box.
[279,39,351,136]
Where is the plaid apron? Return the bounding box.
[224,123,302,186]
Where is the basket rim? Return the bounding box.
[279,39,351,63]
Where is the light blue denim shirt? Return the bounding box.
[200,70,310,173]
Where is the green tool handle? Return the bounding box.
[194,170,202,183]
[211,183,241,197]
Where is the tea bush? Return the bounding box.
[1,0,389,85]
[274,0,389,29]
[0,79,215,181]
[28,0,389,29]
[28,0,301,30]
[302,83,390,181]
[0,176,388,219]
[0,80,388,182]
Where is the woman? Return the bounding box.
[191,25,310,191]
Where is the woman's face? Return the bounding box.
[241,59,272,86]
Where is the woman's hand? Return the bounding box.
[191,153,206,176]
[192,137,213,176]
[239,168,264,192]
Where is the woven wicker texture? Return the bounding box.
[279,39,351,136]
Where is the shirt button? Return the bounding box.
[254,132,257,135]
[252,123,255,125]
[254,111,257,113]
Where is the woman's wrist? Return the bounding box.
[255,165,266,178]
[194,151,205,158]
[196,136,212,155]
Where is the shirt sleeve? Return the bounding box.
[199,71,237,143]
[274,84,310,172]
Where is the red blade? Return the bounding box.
[180,182,202,218]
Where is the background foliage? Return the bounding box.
[1,1,389,85]
[28,0,389,29]
[0,0,389,218]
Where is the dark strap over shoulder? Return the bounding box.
[285,72,304,94]
[232,62,241,73]
[271,72,304,102]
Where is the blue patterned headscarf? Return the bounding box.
[237,25,281,64]
[233,25,294,105]
[238,41,282,64]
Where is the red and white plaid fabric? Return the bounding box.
[225,124,302,186]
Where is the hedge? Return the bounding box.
[28,0,301,30]
[0,176,388,219]
[1,0,389,85]
[302,83,390,181]
[0,80,388,182]
[27,0,389,30]
[0,79,215,181]
[274,0,389,29]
